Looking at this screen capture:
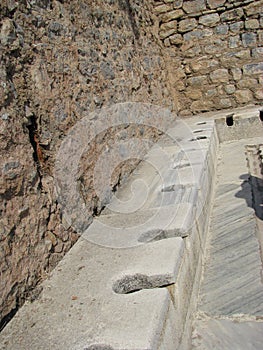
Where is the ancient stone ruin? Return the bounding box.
[0,0,262,349]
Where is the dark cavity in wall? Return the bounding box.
[25,114,43,189]
[226,114,234,126]
[0,297,19,332]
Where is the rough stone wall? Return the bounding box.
[153,0,263,115]
[0,0,172,326]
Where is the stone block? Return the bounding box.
[235,89,253,104]
[188,75,208,86]
[210,68,229,83]
[185,89,203,100]
[220,8,244,22]
[252,47,263,58]
[254,89,263,100]
[159,28,177,40]
[245,19,259,30]
[229,35,240,49]
[244,0,263,16]
[178,18,198,33]
[242,32,257,47]
[207,0,226,9]
[237,78,258,89]
[154,4,171,15]
[231,68,242,81]
[190,100,214,112]
[184,29,213,41]
[215,24,229,35]
[190,58,218,73]
[243,62,263,75]
[160,9,184,22]
[160,20,177,32]
[218,98,233,109]
[229,21,244,33]
[182,0,206,14]
[169,34,183,45]
[199,13,220,27]
[224,84,236,94]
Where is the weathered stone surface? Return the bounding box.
[235,89,253,103]
[160,9,184,22]
[184,28,213,41]
[242,32,257,47]
[231,67,242,81]
[254,89,263,100]
[199,13,220,27]
[207,0,226,9]
[210,68,229,83]
[0,0,173,325]
[215,24,229,35]
[190,58,218,73]
[220,8,244,22]
[229,21,244,33]
[159,28,177,39]
[178,18,198,33]
[160,20,177,32]
[169,33,183,45]
[229,35,241,49]
[190,99,214,112]
[237,78,258,89]
[154,4,171,15]
[188,75,208,86]
[224,84,236,94]
[243,62,263,75]
[245,19,259,30]
[182,0,206,14]
[251,47,263,58]
[244,0,263,16]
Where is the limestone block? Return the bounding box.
[199,13,220,27]
[188,75,208,86]
[161,9,184,22]
[235,89,253,104]
[252,47,263,58]
[207,0,226,9]
[190,58,218,73]
[215,24,229,35]
[224,84,236,95]
[231,67,242,81]
[243,62,263,75]
[229,35,241,49]
[237,78,258,89]
[244,0,263,16]
[254,89,263,100]
[160,20,177,32]
[190,100,214,113]
[184,28,213,41]
[159,27,177,40]
[178,18,198,33]
[242,32,257,47]
[182,0,206,14]
[169,33,183,45]
[210,69,229,83]
[245,19,259,30]
[229,21,244,33]
[218,98,233,109]
[154,4,171,15]
[220,8,244,22]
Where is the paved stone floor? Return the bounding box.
[191,137,263,349]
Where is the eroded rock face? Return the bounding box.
[0,0,172,325]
